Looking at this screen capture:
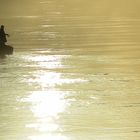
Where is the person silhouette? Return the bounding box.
[0,25,9,47]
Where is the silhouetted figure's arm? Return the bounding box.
[5,33,10,37]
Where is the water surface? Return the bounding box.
[0,0,140,140]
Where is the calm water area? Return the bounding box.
[0,0,140,140]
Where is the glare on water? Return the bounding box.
[24,91,68,140]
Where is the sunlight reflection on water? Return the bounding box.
[21,54,67,69]
[28,70,85,88]
[21,53,87,89]
[25,91,68,118]
[29,134,68,140]
[20,53,85,140]
[23,90,70,139]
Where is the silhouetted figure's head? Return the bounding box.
[1,25,4,30]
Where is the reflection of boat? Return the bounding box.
[0,45,13,55]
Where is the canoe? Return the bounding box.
[0,45,13,55]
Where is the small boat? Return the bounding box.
[0,45,14,55]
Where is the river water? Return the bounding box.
[0,0,140,140]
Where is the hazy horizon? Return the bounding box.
[0,0,140,49]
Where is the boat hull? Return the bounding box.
[0,45,13,55]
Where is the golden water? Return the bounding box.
[0,0,140,140]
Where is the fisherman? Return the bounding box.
[0,25,9,47]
